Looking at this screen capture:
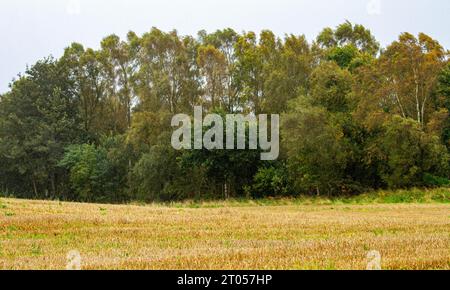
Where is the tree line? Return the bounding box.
[0,21,449,202]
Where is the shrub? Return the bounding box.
[423,173,450,187]
[248,166,290,198]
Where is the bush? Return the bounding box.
[59,136,131,202]
[377,116,450,188]
[131,144,182,201]
[282,104,352,195]
[423,174,450,187]
[247,165,290,198]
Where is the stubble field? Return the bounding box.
[0,196,449,270]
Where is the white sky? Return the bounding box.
[1,0,449,93]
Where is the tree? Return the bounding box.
[355,33,446,127]
[374,116,449,188]
[134,28,201,114]
[61,43,109,139]
[263,34,312,113]
[59,136,131,202]
[131,143,183,201]
[130,132,210,201]
[235,31,281,114]
[315,22,379,74]
[197,45,228,109]
[59,144,110,201]
[1,26,448,202]
[247,164,290,198]
[198,29,241,112]
[437,63,450,149]
[307,61,353,113]
[0,58,82,198]
[317,21,380,56]
[100,34,136,131]
[176,111,264,198]
[282,101,351,195]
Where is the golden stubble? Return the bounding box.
[0,198,449,270]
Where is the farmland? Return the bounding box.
[0,190,449,270]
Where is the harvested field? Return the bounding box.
[0,198,449,270]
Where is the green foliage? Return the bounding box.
[437,63,450,150]
[352,188,450,204]
[59,136,131,202]
[164,188,449,208]
[59,144,110,201]
[438,63,450,104]
[282,103,351,195]
[0,58,83,198]
[376,116,449,188]
[326,45,359,69]
[247,165,290,198]
[308,62,353,113]
[131,144,182,201]
[0,22,449,203]
[130,132,211,201]
[317,21,380,56]
[179,115,263,198]
[423,174,450,187]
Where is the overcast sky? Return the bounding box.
[1,0,449,93]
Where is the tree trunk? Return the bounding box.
[32,178,38,198]
[50,175,55,198]
[413,69,421,125]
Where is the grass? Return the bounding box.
[0,188,449,270]
[163,187,450,208]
